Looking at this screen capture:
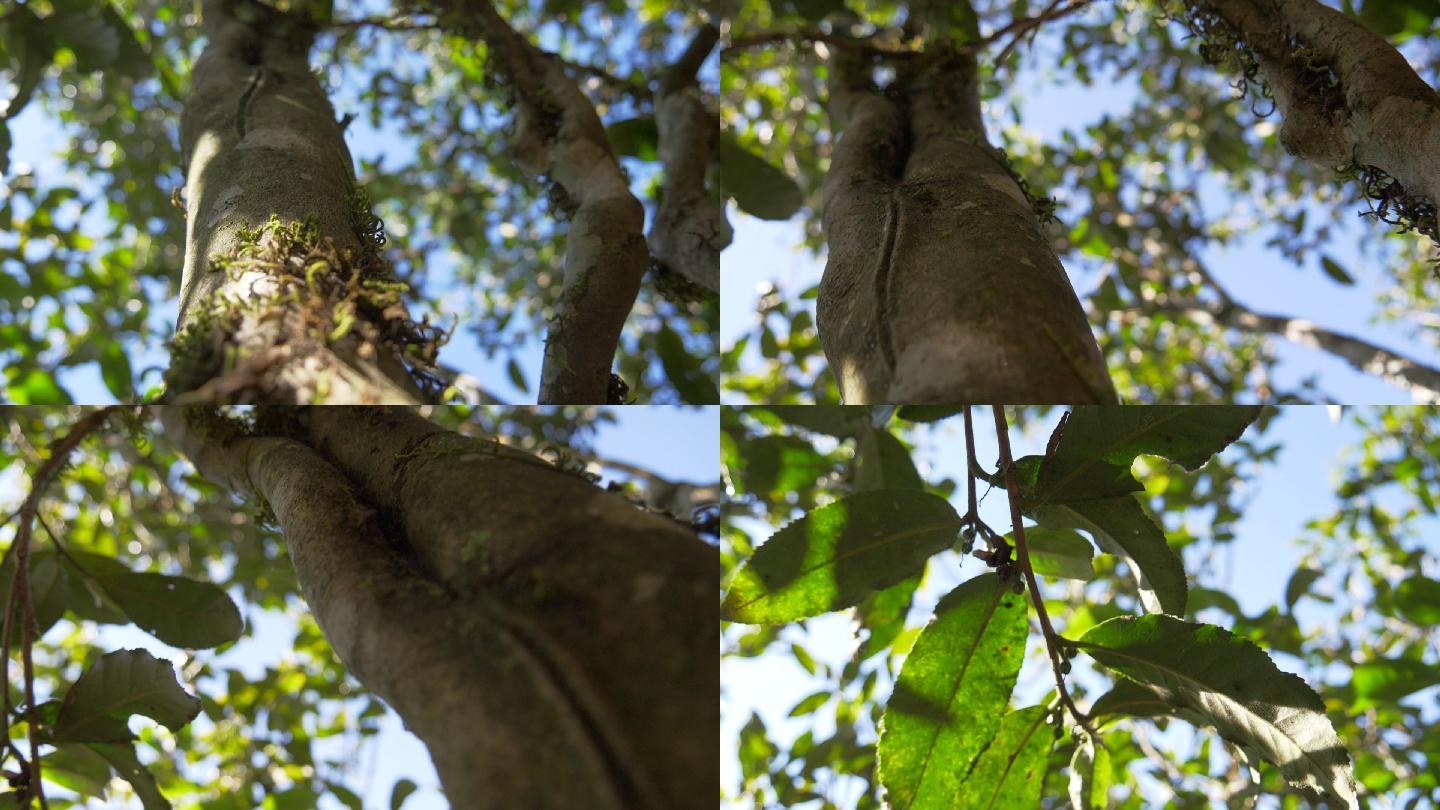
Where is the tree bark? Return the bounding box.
[161,406,715,808]
[1198,0,1440,211]
[170,0,433,405]
[650,23,729,295]
[818,47,1116,403]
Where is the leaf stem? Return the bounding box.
[990,405,1103,747]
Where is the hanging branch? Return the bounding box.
[990,405,1103,746]
[2,406,123,808]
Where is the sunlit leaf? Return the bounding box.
[722,489,961,623]
[877,573,1028,809]
[1068,735,1112,810]
[950,706,1052,809]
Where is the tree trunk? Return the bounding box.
[169,0,437,404]
[161,406,715,808]
[1198,0,1440,221]
[818,47,1116,403]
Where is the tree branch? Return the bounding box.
[4,407,123,809]
[991,405,1103,746]
[649,23,727,296]
[1136,299,1440,402]
[421,0,647,403]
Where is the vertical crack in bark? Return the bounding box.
[874,191,902,371]
[233,67,265,140]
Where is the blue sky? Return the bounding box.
[720,407,1440,807]
[719,8,1439,403]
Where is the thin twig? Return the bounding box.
[5,406,122,808]
[990,405,1104,747]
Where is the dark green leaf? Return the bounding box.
[1089,679,1172,722]
[327,783,363,810]
[505,358,528,393]
[1034,406,1262,504]
[390,778,418,810]
[1014,526,1094,581]
[727,434,830,501]
[895,406,967,423]
[855,427,923,492]
[721,489,961,623]
[0,8,54,121]
[1078,615,1357,808]
[53,649,203,743]
[99,342,133,399]
[1284,566,1323,611]
[1394,576,1440,625]
[656,323,716,402]
[0,550,71,643]
[88,743,169,809]
[762,405,868,436]
[96,571,244,649]
[788,690,830,717]
[1032,496,1187,615]
[1319,255,1355,285]
[41,744,112,797]
[877,574,1029,809]
[950,706,1052,809]
[604,116,659,161]
[718,135,803,220]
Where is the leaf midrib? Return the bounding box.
[729,520,954,612]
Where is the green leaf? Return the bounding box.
[326,783,363,810]
[6,368,72,405]
[1319,255,1355,285]
[718,135,803,220]
[1352,658,1438,709]
[950,706,1053,809]
[0,550,71,643]
[95,571,243,648]
[877,574,1029,810]
[788,689,830,717]
[721,489,961,624]
[856,574,919,659]
[47,7,121,72]
[655,323,716,402]
[53,649,203,743]
[1033,406,1262,504]
[727,434,831,501]
[1393,576,1440,625]
[505,358,528,393]
[770,0,847,22]
[1078,615,1357,808]
[1089,679,1172,722]
[604,116,659,161]
[1032,496,1186,615]
[89,742,170,809]
[1284,566,1323,611]
[762,405,869,436]
[1014,526,1094,581]
[41,744,113,797]
[99,342,133,399]
[1068,735,1112,810]
[895,406,967,423]
[855,427,924,492]
[390,778,418,810]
